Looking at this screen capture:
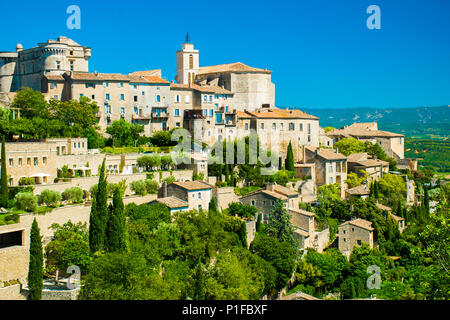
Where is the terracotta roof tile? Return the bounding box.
[345,185,370,195]
[172,180,213,191]
[198,62,271,75]
[70,72,129,82]
[306,146,347,160]
[341,218,374,231]
[156,197,188,209]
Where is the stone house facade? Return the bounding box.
[338,218,374,257]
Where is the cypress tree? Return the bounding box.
[106,188,127,252]
[224,163,230,185]
[28,218,43,300]
[1,136,8,208]
[285,141,295,172]
[193,259,205,300]
[374,180,380,200]
[239,221,248,248]
[423,185,430,214]
[256,213,262,233]
[209,196,218,213]
[89,158,108,252]
[396,201,403,217]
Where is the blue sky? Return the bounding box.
[1,0,449,109]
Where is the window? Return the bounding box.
[251,200,255,206]
[175,95,180,103]
[42,157,47,165]
[198,192,202,199]
[357,240,362,246]
[18,158,22,166]
[8,158,13,167]
[142,91,145,96]
[329,165,333,173]
[120,94,125,101]
[70,60,74,71]
[300,123,303,131]
[120,107,125,114]
[105,93,110,100]
[209,109,214,117]
[103,82,109,87]
[272,123,276,130]
[56,61,61,70]
[289,123,295,131]
[352,228,355,232]
[271,201,275,205]
[307,123,311,134]
[189,54,194,69]
[91,95,95,100]
[203,109,208,117]
[329,177,333,184]
[176,122,181,127]
[156,95,161,103]
[50,82,57,89]
[33,157,38,166]
[27,157,31,166]
[245,123,249,130]
[203,95,207,102]
[174,109,180,117]
[208,95,213,102]
[134,96,138,102]
[185,95,190,103]
[261,123,265,130]
[280,123,284,131]
[118,82,123,88]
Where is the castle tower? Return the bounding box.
[176,33,199,85]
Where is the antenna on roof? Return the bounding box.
[185,32,191,43]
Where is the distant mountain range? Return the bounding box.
[293,105,450,128]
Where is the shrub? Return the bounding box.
[144,180,159,194]
[19,177,35,186]
[162,176,176,185]
[89,184,98,198]
[38,190,62,207]
[5,213,19,223]
[62,187,84,204]
[130,180,147,196]
[14,192,38,212]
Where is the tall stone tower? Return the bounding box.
[176,33,199,85]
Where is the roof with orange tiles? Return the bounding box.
[347,153,369,163]
[340,218,374,231]
[128,75,170,84]
[306,146,347,161]
[389,213,405,221]
[44,74,65,81]
[198,62,272,75]
[241,189,288,200]
[376,203,392,212]
[172,180,213,191]
[327,122,403,138]
[70,72,129,81]
[156,197,188,209]
[236,108,319,120]
[352,159,390,168]
[345,185,370,195]
[289,208,315,217]
[272,185,299,197]
[129,69,161,77]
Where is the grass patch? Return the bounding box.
[234,186,262,196]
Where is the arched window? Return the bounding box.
[189,54,194,69]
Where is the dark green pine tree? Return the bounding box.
[266,200,296,249]
[106,188,127,252]
[229,165,236,187]
[28,218,43,300]
[89,158,108,252]
[423,185,430,214]
[256,213,262,233]
[396,201,403,218]
[224,163,230,185]
[209,196,218,214]
[285,141,295,172]
[369,181,374,198]
[374,180,380,200]
[1,136,9,208]
[193,259,206,300]
[239,221,248,248]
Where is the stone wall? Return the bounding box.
[215,187,239,211]
[246,220,257,247]
[0,194,156,289]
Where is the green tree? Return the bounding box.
[11,87,49,119]
[89,158,108,252]
[193,259,206,300]
[45,221,91,277]
[106,119,144,147]
[285,141,295,172]
[266,200,296,249]
[209,196,218,213]
[228,202,257,219]
[28,219,43,300]
[106,188,127,252]
[1,136,8,208]
[334,138,366,156]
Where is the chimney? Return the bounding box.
[266,183,275,192]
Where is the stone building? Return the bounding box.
[338,218,374,257]
[327,122,405,160]
[239,183,300,222]
[158,180,213,211]
[235,107,320,161]
[376,203,405,233]
[302,146,348,195]
[0,37,91,94]
[347,152,389,181]
[128,72,171,135]
[344,184,370,200]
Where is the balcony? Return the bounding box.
[151,112,168,119]
[133,113,151,120]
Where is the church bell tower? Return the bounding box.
[176,33,199,85]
